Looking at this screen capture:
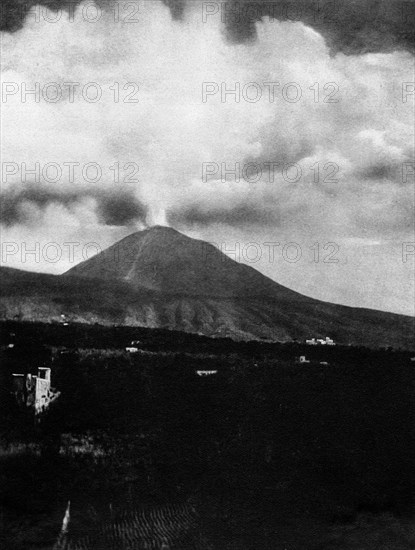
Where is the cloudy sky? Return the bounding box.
[1,0,414,315]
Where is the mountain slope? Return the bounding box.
[64,226,302,299]
[0,226,413,348]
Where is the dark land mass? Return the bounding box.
[0,321,414,549]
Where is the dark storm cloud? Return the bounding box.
[216,0,415,54]
[1,0,414,55]
[359,163,400,181]
[167,202,279,228]
[0,0,138,33]
[96,192,148,225]
[0,0,184,32]
[0,0,74,33]
[162,0,186,20]
[354,148,415,182]
[0,184,148,226]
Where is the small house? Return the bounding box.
[296,356,310,364]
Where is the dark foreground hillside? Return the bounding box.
[0,322,414,549]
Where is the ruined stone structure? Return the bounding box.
[12,367,60,415]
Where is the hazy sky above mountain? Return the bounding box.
[1,0,414,315]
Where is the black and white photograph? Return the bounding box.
[0,0,414,548]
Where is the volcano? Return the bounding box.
[0,226,413,348]
[64,226,302,299]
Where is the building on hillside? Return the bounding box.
[12,367,60,415]
[126,340,141,353]
[306,338,317,345]
[306,336,335,346]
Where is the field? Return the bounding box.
[0,321,414,549]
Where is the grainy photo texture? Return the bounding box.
[0,1,414,548]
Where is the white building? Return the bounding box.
[126,340,141,353]
[306,337,335,346]
[306,338,317,345]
